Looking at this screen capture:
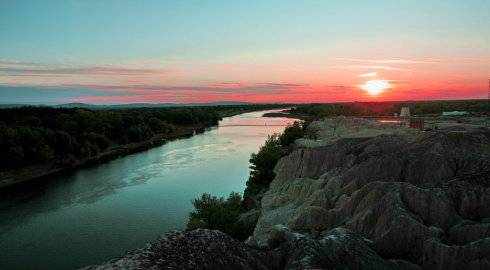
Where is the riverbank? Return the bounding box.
[0,106,290,189]
[0,124,210,189]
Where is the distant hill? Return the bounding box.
[0,101,252,109]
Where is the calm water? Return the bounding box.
[0,110,297,270]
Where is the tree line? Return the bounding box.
[290,99,490,118]
[0,105,282,171]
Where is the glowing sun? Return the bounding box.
[361,80,390,96]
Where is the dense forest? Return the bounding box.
[0,105,285,172]
[291,99,490,118]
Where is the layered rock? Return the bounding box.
[251,119,490,269]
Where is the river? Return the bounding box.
[0,110,297,270]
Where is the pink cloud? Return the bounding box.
[336,58,439,64]
[359,72,378,77]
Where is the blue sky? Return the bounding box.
[1,0,489,103]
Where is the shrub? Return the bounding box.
[279,121,305,146]
[248,135,282,187]
[187,192,252,240]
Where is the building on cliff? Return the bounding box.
[400,107,410,117]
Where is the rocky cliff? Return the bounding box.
[85,118,490,270]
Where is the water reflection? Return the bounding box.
[0,110,297,270]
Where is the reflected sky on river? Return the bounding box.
[0,110,297,270]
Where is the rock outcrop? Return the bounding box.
[268,225,421,270]
[82,229,275,270]
[251,119,490,269]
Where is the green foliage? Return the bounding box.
[291,100,490,119]
[0,106,236,170]
[187,192,253,240]
[248,135,282,187]
[279,121,305,146]
[406,100,489,115]
[243,121,305,205]
[292,103,368,118]
[0,104,292,171]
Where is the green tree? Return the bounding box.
[279,121,304,146]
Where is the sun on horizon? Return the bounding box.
[360,80,391,96]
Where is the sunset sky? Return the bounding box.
[1,0,489,104]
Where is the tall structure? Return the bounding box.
[400,107,410,117]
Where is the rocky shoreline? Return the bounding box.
[84,117,490,270]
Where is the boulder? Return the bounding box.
[82,229,273,270]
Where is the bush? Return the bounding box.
[279,121,305,146]
[248,135,282,187]
[187,192,253,240]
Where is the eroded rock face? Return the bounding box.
[252,124,490,269]
[423,237,490,270]
[269,226,421,270]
